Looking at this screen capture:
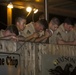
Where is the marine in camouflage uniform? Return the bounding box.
[57,18,75,45]
[57,23,75,42]
[20,19,48,42]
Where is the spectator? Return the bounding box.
[0,25,19,39]
[15,16,26,35]
[57,18,75,45]
[35,17,60,43]
[21,19,48,42]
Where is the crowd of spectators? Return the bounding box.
[0,15,76,46]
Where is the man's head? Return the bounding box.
[49,17,60,31]
[63,18,72,31]
[15,16,26,31]
[39,14,45,20]
[4,25,19,37]
[34,19,48,32]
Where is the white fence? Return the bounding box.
[0,39,76,75]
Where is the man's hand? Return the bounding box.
[72,41,76,45]
[32,32,39,38]
[57,40,65,44]
[10,35,19,41]
[45,29,52,38]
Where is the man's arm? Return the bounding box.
[57,40,76,45]
[24,32,39,41]
[35,30,52,42]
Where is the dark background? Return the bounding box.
[0,5,76,30]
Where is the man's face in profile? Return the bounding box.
[18,19,26,31]
[35,22,44,32]
[64,23,72,31]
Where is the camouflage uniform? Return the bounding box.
[49,30,58,44]
[57,23,75,42]
[20,22,35,38]
[20,22,45,40]
[0,30,16,52]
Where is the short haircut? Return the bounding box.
[15,16,26,23]
[64,18,72,25]
[39,14,45,20]
[37,19,48,30]
[6,25,19,35]
[51,17,60,25]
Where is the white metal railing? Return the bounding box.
[0,39,76,75]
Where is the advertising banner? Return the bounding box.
[0,52,20,75]
[41,54,76,75]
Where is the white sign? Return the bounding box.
[0,52,20,75]
[41,54,76,75]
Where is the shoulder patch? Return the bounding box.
[27,30,31,34]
